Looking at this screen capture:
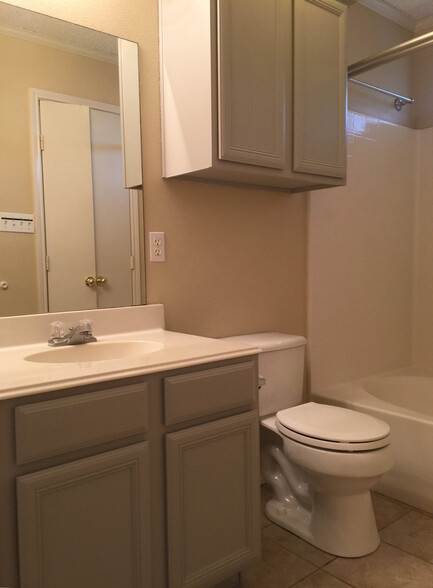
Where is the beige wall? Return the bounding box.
[308,112,416,390]
[0,31,119,316]
[4,0,307,338]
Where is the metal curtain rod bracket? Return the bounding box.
[349,78,414,111]
[348,31,433,77]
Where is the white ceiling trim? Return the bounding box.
[356,0,416,31]
[415,15,433,32]
[0,23,117,64]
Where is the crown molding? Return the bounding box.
[356,0,416,31]
[0,23,117,64]
[415,15,433,33]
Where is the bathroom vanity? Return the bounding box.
[0,305,261,588]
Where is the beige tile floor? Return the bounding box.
[241,486,433,588]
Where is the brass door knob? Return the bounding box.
[96,276,107,286]
[85,276,96,288]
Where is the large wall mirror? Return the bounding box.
[0,2,145,318]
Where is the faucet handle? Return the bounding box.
[79,318,93,333]
[49,321,67,339]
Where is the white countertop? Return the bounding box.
[0,305,259,400]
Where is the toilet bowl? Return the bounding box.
[261,402,393,557]
[222,333,394,558]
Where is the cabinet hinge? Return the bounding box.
[130,255,135,270]
[39,135,45,151]
[45,255,50,271]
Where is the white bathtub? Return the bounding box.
[312,369,433,514]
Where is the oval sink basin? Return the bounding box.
[25,341,164,364]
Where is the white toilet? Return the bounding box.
[223,333,393,558]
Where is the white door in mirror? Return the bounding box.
[149,232,166,262]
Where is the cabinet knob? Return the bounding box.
[96,276,107,286]
[85,276,96,288]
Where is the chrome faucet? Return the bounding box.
[48,320,97,347]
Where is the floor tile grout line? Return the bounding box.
[322,568,358,588]
[374,492,433,518]
[286,567,317,588]
[380,506,433,525]
[377,510,414,531]
[261,531,337,569]
[379,537,433,567]
[321,561,359,588]
[287,566,358,588]
[379,510,414,531]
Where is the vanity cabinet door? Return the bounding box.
[166,411,261,588]
[16,443,152,588]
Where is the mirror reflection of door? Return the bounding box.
[39,98,134,312]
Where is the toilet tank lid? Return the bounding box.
[221,332,306,352]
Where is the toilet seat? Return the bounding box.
[276,402,390,452]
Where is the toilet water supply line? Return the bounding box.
[261,444,311,510]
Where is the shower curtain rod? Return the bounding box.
[348,78,414,110]
[348,30,433,77]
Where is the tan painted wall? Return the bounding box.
[0,31,119,317]
[4,0,307,338]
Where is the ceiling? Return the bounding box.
[383,0,433,21]
[358,0,433,31]
[0,1,118,63]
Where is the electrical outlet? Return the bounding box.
[149,232,166,262]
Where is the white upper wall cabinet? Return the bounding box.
[159,0,347,193]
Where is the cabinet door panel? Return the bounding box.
[166,412,260,588]
[218,0,286,169]
[293,0,346,178]
[17,443,151,588]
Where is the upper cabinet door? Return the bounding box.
[218,0,286,169]
[292,0,347,178]
[159,0,348,191]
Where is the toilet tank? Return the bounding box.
[221,333,306,417]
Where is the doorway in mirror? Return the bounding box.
[34,90,141,312]
[0,1,144,317]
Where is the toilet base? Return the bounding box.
[264,490,380,558]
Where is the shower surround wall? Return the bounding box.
[308,112,421,391]
[413,127,433,369]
